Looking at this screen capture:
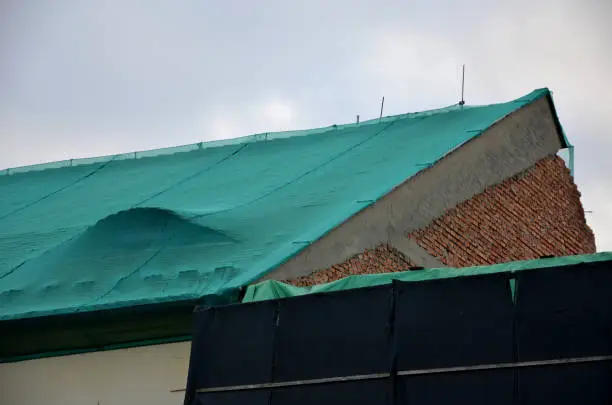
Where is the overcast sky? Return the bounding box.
[1,0,611,250]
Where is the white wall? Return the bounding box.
[0,342,191,405]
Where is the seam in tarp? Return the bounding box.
[190,120,399,221]
[0,156,118,222]
[135,143,250,206]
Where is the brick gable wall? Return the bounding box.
[286,155,595,286]
[408,155,595,267]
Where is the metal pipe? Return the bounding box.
[189,354,612,393]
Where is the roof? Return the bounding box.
[243,252,612,302]
[0,88,560,321]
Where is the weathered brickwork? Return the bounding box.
[408,155,596,267]
[288,244,415,287]
[288,155,595,286]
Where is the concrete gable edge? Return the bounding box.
[262,96,565,282]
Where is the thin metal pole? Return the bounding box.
[398,355,612,376]
[459,64,466,105]
[379,97,385,119]
[191,354,612,394]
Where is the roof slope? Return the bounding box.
[0,88,555,321]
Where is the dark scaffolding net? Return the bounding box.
[184,260,612,405]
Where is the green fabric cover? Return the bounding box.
[0,89,553,321]
[243,252,612,302]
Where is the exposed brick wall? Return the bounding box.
[288,244,415,286]
[408,155,596,267]
[288,155,595,287]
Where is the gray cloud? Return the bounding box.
[1,0,611,249]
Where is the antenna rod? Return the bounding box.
[379,97,385,119]
[459,64,465,105]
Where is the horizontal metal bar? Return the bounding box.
[398,355,612,376]
[195,372,389,393]
[189,355,612,394]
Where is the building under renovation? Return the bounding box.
[0,88,604,405]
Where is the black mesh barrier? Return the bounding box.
[271,380,392,405]
[518,362,612,405]
[394,273,515,370]
[192,391,271,405]
[516,261,612,361]
[183,301,277,404]
[193,380,390,405]
[273,286,393,382]
[184,260,612,405]
[397,369,514,405]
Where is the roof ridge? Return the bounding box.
[1,88,550,176]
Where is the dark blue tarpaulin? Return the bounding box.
[184,260,612,405]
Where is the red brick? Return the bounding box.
[408,155,595,267]
[288,244,415,287]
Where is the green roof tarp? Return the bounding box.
[0,88,557,321]
[243,252,612,302]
